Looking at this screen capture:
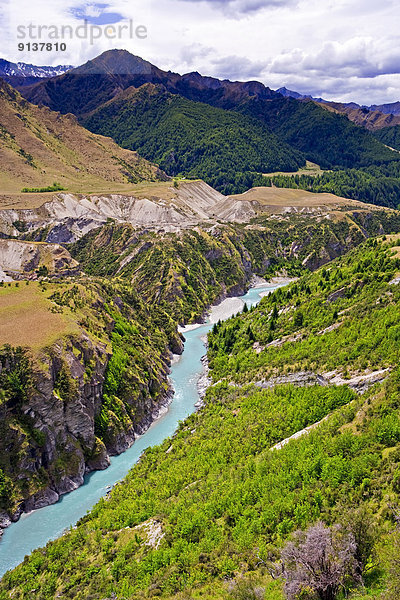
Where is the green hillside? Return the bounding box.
[82,84,399,197]
[2,237,400,599]
[4,207,399,519]
[208,237,400,382]
[374,124,400,151]
[68,209,400,322]
[239,96,399,170]
[83,84,305,194]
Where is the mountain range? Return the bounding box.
[0,58,73,87]
[1,49,400,200]
[5,57,399,117]
[16,49,281,116]
[277,86,400,134]
[3,49,396,195]
[82,82,304,192]
[278,85,400,116]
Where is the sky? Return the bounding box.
[2,0,400,104]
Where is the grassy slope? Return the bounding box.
[2,238,400,599]
[0,180,182,211]
[262,159,324,177]
[0,282,79,349]
[0,79,165,197]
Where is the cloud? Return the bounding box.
[293,74,400,105]
[70,2,124,25]
[270,37,400,79]
[179,43,213,68]
[176,0,297,16]
[209,55,268,80]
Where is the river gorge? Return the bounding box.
[0,281,283,578]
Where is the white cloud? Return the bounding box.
[1,0,400,104]
[176,0,298,16]
[179,43,213,69]
[270,37,400,79]
[208,55,267,80]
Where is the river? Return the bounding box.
[0,281,283,577]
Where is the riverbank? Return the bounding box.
[1,277,292,541]
[180,277,295,332]
[0,381,175,540]
[197,278,294,406]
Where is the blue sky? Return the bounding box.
[2,0,400,104]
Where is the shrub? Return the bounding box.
[281,522,362,600]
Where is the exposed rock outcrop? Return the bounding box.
[0,239,79,281]
[0,332,173,530]
[255,368,389,394]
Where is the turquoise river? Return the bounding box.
[0,282,282,577]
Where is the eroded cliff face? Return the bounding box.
[0,331,174,531]
[0,239,80,282]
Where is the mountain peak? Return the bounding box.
[19,50,280,116]
[72,49,157,76]
[277,86,303,99]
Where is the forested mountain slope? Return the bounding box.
[374,124,400,151]
[82,84,305,194]
[16,49,400,197]
[238,96,398,169]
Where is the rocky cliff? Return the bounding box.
[0,280,180,533]
[0,337,109,523]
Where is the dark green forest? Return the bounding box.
[83,84,305,194]
[82,85,400,197]
[374,124,400,151]
[238,97,397,169]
